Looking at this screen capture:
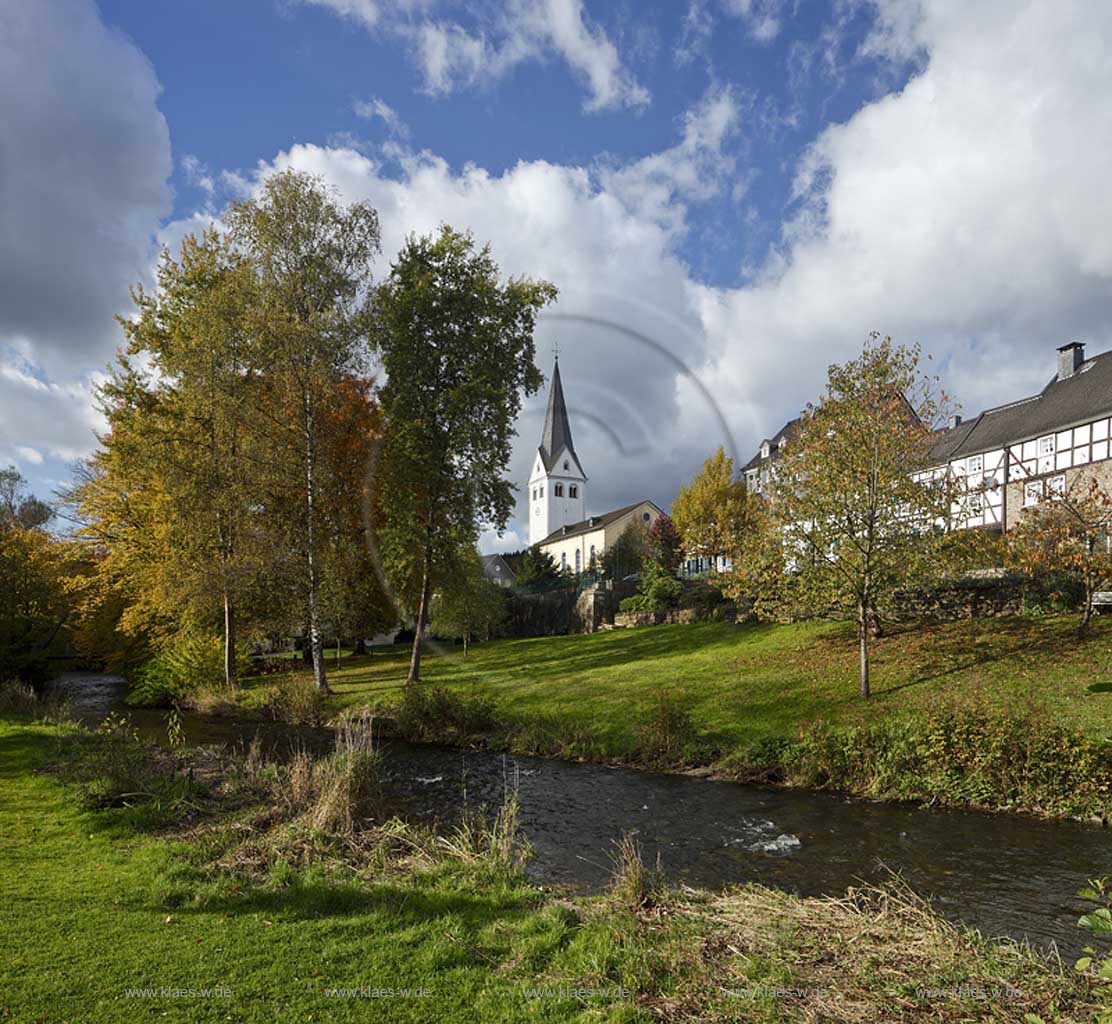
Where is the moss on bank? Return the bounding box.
[0,711,1102,1023]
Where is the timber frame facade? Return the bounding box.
[744,341,1112,534]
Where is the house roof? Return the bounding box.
[538,359,585,475]
[479,553,515,581]
[742,417,801,472]
[929,346,1112,462]
[537,500,663,546]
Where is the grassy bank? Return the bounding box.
[0,710,1101,1023]
[209,615,1112,817]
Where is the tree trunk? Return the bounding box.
[304,402,329,693]
[463,631,469,658]
[858,602,870,699]
[223,592,238,690]
[354,637,367,656]
[408,559,432,684]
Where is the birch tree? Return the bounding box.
[372,226,555,683]
[229,171,380,693]
[770,335,956,698]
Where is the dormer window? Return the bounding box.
[760,442,770,459]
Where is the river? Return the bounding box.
[46,671,1112,956]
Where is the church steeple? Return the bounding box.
[540,358,575,470]
[528,358,587,546]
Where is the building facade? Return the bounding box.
[743,341,1112,534]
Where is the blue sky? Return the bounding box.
[3,1,1112,549]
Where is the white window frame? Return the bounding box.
[569,484,578,498]
[760,442,770,459]
[967,491,984,515]
[554,483,563,497]
[1037,435,1055,457]
[1024,480,1043,507]
[966,454,983,475]
[1048,474,1066,499]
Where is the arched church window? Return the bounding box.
[575,550,581,573]
[569,485,577,498]
[561,552,567,570]
[589,544,596,566]
[554,483,563,497]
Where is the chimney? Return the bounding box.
[1057,341,1085,379]
[947,414,962,430]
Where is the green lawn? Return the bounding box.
[0,716,1097,1023]
[254,615,1112,753]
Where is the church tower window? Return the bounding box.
[554,483,563,497]
[569,484,578,498]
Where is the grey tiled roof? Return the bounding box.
[929,348,1112,462]
[742,417,801,472]
[538,500,662,545]
[539,359,585,475]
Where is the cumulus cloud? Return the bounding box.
[0,0,170,481]
[300,0,649,111]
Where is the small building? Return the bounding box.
[479,552,516,588]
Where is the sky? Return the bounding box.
[3,0,1112,551]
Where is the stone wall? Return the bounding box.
[884,570,1026,621]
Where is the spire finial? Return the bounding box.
[552,339,560,362]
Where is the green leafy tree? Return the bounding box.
[0,466,52,529]
[228,171,381,693]
[768,334,957,698]
[429,549,507,655]
[514,546,560,587]
[601,521,649,581]
[1009,475,1112,630]
[373,226,555,683]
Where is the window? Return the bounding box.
[532,487,537,500]
[589,544,596,566]
[569,484,578,498]
[560,552,567,570]
[575,550,581,573]
[967,492,983,515]
[642,511,651,522]
[554,483,563,497]
[760,442,770,459]
[1037,435,1055,457]
[539,485,544,498]
[563,460,569,470]
[966,454,983,475]
[1024,480,1043,507]
[1048,474,1066,499]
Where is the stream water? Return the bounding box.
[47,672,1112,956]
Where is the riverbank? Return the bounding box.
[0,709,1100,1023]
[191,616,1112,819]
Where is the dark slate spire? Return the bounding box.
[540,358,576,468]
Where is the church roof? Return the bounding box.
[539,359,584,474]
[537,500,662,545]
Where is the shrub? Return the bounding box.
[634,689,699,766]
[0,679,47,716]
[394,685,499,743]
[618,594,655,614]
[783,707,1112,816]
[129,628,249,706]
[265,674,326,726]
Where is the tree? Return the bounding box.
[0,466,52,529]
[1010,476,1112,630]
[514,546,560,587]
[672,447,747,568]
[429,549,507,655]
[228,171,381,693]
[373,226,555,683]
[768,335,956,698]
[600,521,648,581]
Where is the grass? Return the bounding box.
[0,712,1101,1023]
[256,616,1112,747]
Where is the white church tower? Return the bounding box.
[528,359,587,546]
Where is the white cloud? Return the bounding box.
[299,0,649,111]
[353,96,410,138]
[724,0,784,43]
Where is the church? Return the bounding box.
[526,359,663,573]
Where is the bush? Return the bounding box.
[394,685,499,743]
[633,689,700,766]
[618,594,655,614]
[129,629,249,706]
[783,707,1112,816]
[264,674,327,726]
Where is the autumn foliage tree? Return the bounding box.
[767,335,957,698]
[1010,476,1112,630]
[672,447,749,569]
